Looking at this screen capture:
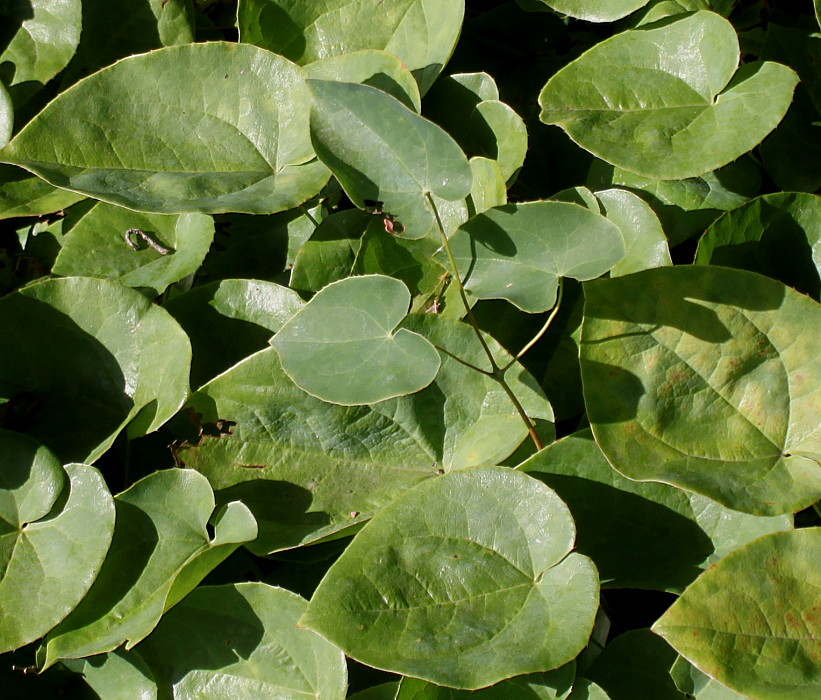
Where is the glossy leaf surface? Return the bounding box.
[437,201,624,312]
[538,1,651,22]
[0,432,114,653]
[654,529,821,699]
[0,277,190,463]
[272,275,441,405]
[0,43,329,214]
[302,467,599,689]
[238,0,465,92]
[308,79,472,239]
[135,583,346,699]
[539,12,798,179]
[40,469,257,667]
[581,266,821,515]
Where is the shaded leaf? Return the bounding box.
[134,583,347,699]
[0,43,329,214]
[164,278,304,389]
[519,429,791,592]
[39,469,257,668]
[0,165,86,220]
[0,0,82,87]
[237,0,465,93]
[538,1,651,22]
[581,266,821,515]
[396,666,575,698]
[470,100,528,182]
[0,277,191,463]
[695,192,820,300]
[272,275,441,405]
[305,49,422,112]
[436,201,624,313]
[308,79,472,239]
[302,467,599,689]
[539,12,798,179]
[52,202,214,297]
[0,431,115,653]
[669,655,750,699]
[653,529,821,700]
[63,650,158,700]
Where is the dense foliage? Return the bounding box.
[0,1,819,698]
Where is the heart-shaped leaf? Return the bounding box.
[179,313,550,554]
[0,277,191,463]
[0,0,82,87]
[695,192,821,299]
[272,275,441,405]
[653,528,821,700]
[539,12,798,179]
[238,0,465,93]
[0,42,329,214]
[301,467,599,689]
[308,79,472,239]
[132,583,347,699]
[39,469,257,668]
[520,429,791,592]
[581,266,821,515]
[435,201,625,312]
[538,1,651,22]
[0,431,115,653]
[52,202,214,296]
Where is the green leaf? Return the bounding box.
[349,683,401,700]
[179,313,551,553]
[301,467,599,689]
[519,429,791,592]
[272,275,441,405]
[539,12,798,179]
[396,666,575,698]
[468,157,507,215]
[695,192,821,299]
[237,0,465,93]
[305,49,422,112]
[470,100,528,182]
[0,0,82,87]
[586,630,687,700]
[39,469,257,668]
[52,202,214,297]
[164,278,305,389]
[308,79,473,239]
[669,655,750,699]
[0,82,10,149]
[594,189,672,277]
[0,277,191,463]
[0,431,115,654]
[0,42,329,214]
[436,201,625,313]
[653,528,821,700]
[580,266,821,515]
[538,1,651,22]
[133,583,347,699]
[63,650,158,700]
[0,165,86,220]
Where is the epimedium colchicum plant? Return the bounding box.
[0,0,819,698]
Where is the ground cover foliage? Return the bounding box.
[0,0,819,697]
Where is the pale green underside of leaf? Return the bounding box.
[301,468,599,689]
[0,432,115,654]
[539,12,798,179]
[439,201,625,312]
[0,42,330,214]
[0,82,11,149]
[237,0,465,93]
[39,469,257,668]
[308,79,472,239]
[581,266,821,515]
[272,275,441,405]
[538,1,651,22]
[0,277,191,463]
[653,528,821,700]
[134,583,347,700]
[0,0,82,87]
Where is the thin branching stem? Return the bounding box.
[501,277,564,373]
[426,192,542,451]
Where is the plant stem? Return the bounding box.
[426,192,542,451]
[502,277,564,372]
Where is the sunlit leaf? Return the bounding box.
[537,1,651,22]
